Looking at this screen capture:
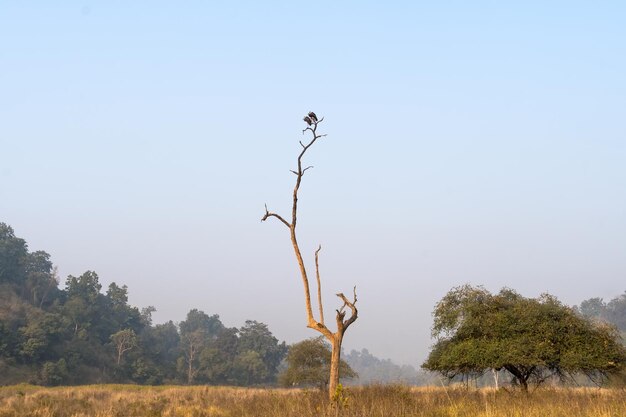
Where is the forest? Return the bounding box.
[1,222,625,388]
[0,222,429,387]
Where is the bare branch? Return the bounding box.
[336,289,358,330]
[302,165,314,173]
[315,245,325,325]
[261,204,291,228]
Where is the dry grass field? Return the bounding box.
[0,384,625,417]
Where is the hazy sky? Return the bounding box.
[2,1,625,365]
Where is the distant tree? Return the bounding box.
[262,113,358,399]
[237,320,287,383]
[106,282,143,334]
[280,337,356,390]
[578,297,608,321]
[605,293,626,334]
[140,306,157,326]
[18,310,65,363]
[344,348,429,385]
[231,350,268,386]
[0,223,28,285]
[198,327,239,384]
[39,359,68,386]
[178,309,224,384]
[23,251,59,308]
[110,329,138,365]
[423,285,626,391]
[136,320,180,384]
[65,271,101,303]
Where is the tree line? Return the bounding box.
[2,222,625,389]
[0,223,289,386]
[0,222,416,388]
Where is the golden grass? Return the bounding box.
[0,384,624,417]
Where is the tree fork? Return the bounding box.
[262,112,358,399]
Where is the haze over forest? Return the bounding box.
[2,2,625,366]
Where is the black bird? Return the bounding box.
[308,111,318,122]
[303,116,312,126]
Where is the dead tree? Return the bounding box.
[262,112,358,399]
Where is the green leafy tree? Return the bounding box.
[136,320,180,383]
[39,359,68,386]
[237,320,287,383]
[280,337,356,390]
[423,285,626,391]
[178,309,224,384]
[0,223,28,286]
[198,327,239,384]
[106,283,143,334]
[110,329,138,365]
[23,251,59,308]
[231,350,269,386]
[18,311,65,362]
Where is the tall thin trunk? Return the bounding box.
[492,368,499,389]
[328,333,343,398]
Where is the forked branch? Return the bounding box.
[261,204,291,229]
[336,286,358,331]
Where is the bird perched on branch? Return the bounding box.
[303,116,313,125]
[308,111,318,122]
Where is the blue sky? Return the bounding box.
[2,1,625,364]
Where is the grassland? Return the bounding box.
[0,384,625,417]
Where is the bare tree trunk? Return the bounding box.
[262,113,358,400]
[492,368,499,389]
[187,346,195,385]
[328,333,343,398]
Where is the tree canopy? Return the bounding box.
[423,285,626,390]
[279,337,356,389]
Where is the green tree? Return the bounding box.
[198,327,239,384]
[39,359,68,386]
[280,337,356,390]
[231,350,268,386]
[18,310,65,362]
[0,223,28,286]
[110,329,138,365]
[423,285,626,391]
[178,309,224,384]
[237,320,287,383]
[23,251,59,308]
[136,320,180,383]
